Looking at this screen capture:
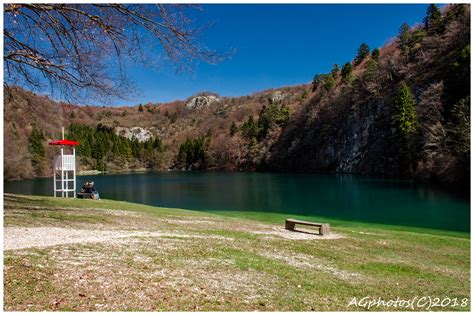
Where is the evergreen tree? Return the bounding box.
[394,82,417,136]
[177,135,210,169]
[131,139,141,158]
[112,136,121,157]
[241,115,258,140]
[443,4,465,26]
[122,138,132,161]
[341,62,353,83]
[331,64,340,79]
[354,43,370,65]
[423,4,442,33]
[257,105,274,139]
[410,28,427,49]
[95,158,106,172]
[277,104,290,125]
[143,138,155,162]
[448,97,470,157]
[230,121,238,136]
[446,44,470,108]
[66,123,164,170]
[397,23,427,57]
[28,128,46,175]
[81,140,92,157]
[312,74,323,91]
[394,82,417,176]
[363,59,379,81]
[92,137,106,160]
[397,22,411,54]
[152,137,163,151]
[147,150,163,169]
[371,48,380,61]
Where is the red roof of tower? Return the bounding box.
[48,139,80,146]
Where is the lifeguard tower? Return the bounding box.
[48,128,79,198]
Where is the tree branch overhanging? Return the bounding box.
[4,3,225,103]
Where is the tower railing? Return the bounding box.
[49,128,79,198]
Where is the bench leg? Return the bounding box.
[285,221,295,231]
[320,224,330,235]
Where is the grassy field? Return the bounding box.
[3,193,470,311]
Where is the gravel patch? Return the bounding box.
[4,227,232,250]
[253,226,344,240]
[162,219,219,225]
[260,250,362,281]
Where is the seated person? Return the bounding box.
[81,181,94,193]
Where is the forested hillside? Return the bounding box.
[266,4,470,189]
[4,85,308,178]
[4,4,470,190]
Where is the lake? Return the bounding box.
[4,171,470,232]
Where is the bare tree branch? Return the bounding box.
[4,3,225,103]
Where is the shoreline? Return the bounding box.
[77,168,150,176]
[3,193,469,238]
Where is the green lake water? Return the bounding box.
[4,172,470,232]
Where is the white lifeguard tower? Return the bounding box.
[48,128,79,198]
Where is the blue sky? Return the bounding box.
[116,4,432,106]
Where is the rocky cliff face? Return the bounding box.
[266,91,402,177]
[270,91,288,103]
[115,127,153,142]
[186,95,220,109]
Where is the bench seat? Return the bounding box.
[285,218,330,235]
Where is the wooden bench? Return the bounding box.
[285,218,330,235]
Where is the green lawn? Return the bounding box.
[3,194,470,311]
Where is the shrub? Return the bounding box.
[322,75,336,91]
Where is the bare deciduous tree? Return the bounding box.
[4,3,223,102]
